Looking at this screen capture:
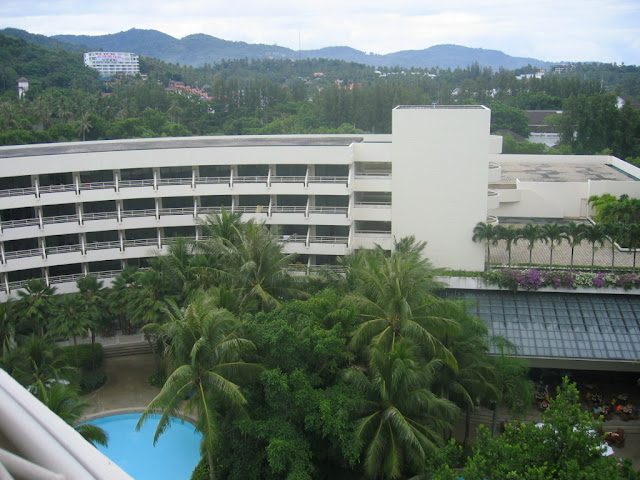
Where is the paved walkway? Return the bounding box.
[81,353,160,420]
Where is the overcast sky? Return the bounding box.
[3,0,639,65]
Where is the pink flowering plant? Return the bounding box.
[483,269,640,292]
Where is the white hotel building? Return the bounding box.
[0,105,639,302]
[83,52,140,76]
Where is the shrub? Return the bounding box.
[147,370,167,388]
[190,457,209,480]
[79,369,107,395]
[484,269,639,292]
[57,343,105,370]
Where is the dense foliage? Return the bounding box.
[1,32,639,162]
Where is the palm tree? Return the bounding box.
[518,224,543,267]
[13,335,74,388]
[137,294,261,480]
[623,223,640,272]
[541,223,564,267]
[0,300,15,353]
[106,265,139,330]
[346,239,460,367]
[488,337,533,437]
[51,293,91,367]
[582,224,606,272]
[432,312,493,446]
[34,380,108,447]
[127,269,176,327]
[16,279,58,338]
[496,225,519,267]
[345,340,458,479]
[77,111,92,141]
[560,222,586,269]
[472,222,500,269]
[602,223,622,273]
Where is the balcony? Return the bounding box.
[487,189,500,209]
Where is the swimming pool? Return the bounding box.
[85,413,203,480]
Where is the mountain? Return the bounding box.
[3,28,551,70]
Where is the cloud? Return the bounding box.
[2,0,639,64]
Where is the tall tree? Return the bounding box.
[16,279,58,338]
[346,238,459,367]
[561,222,586,269]
[345,340,458,479]
[518,224,543,267]
[138,294,261,480]
[542,223,564,266]
[582,224,606,272]
[496,224,519,267]
[472,222,500,269]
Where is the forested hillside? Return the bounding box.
[0,32,639,164]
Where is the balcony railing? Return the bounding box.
[307,176,348,184]
[308,236,349,244]
[354,201,392,207]
[46,244,82,255]
[0,217,40,229]
[38,184,76,194]
[234,176,268,184]
[197,176,231,185]
[85,240,121,252]
[41,214,79,226]
[120,209,157,219]
[0,186,37,197]
[354,229,391,235]
[118,179,154,188]
[83,211,118,221]
[158,207,195,217]
[4,248,43,260]
[271,205,307,214]
[270,176,306,183]
[309,206,348,215]
[156,178,193,186]
[123,238,160,248]
[80,181,116,191]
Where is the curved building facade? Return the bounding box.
[0,105,504,300]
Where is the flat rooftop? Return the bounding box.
[496,162,637,183]
[0,136,365,159]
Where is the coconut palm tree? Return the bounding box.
[77,111,92,141]
[560,222,586,269]
[582,224,606,272]
[496,225,519,267]
[432,312,494,446]
[541,223,564,267]
[518,224,543,267]
[34,380,108,447]
[623,223,640,272]
[472,222,500,269]
[346,239,460,367]
[137,294,261,480]
[345,339,459,479]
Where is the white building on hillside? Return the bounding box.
[0,105,639,301]
[83,52,140,76]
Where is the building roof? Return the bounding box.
[0,136,365,159]
[444,289,640,371]
[496,162,638,183]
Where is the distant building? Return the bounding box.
[17,77,29,99]
[550,64,569,74]
[83,52,140,77]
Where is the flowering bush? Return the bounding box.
[482,269,640,292]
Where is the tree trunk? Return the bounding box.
[491,404,499,438]
[73,335,78,367]
[208,451,216,480]
[570,247,575,269]
[463,408,471,446]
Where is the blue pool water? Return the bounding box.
[86,413,202,480]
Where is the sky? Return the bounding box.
[3,0,640,65]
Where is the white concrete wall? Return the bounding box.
[493,181,588,218]
[391,106,490,270]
